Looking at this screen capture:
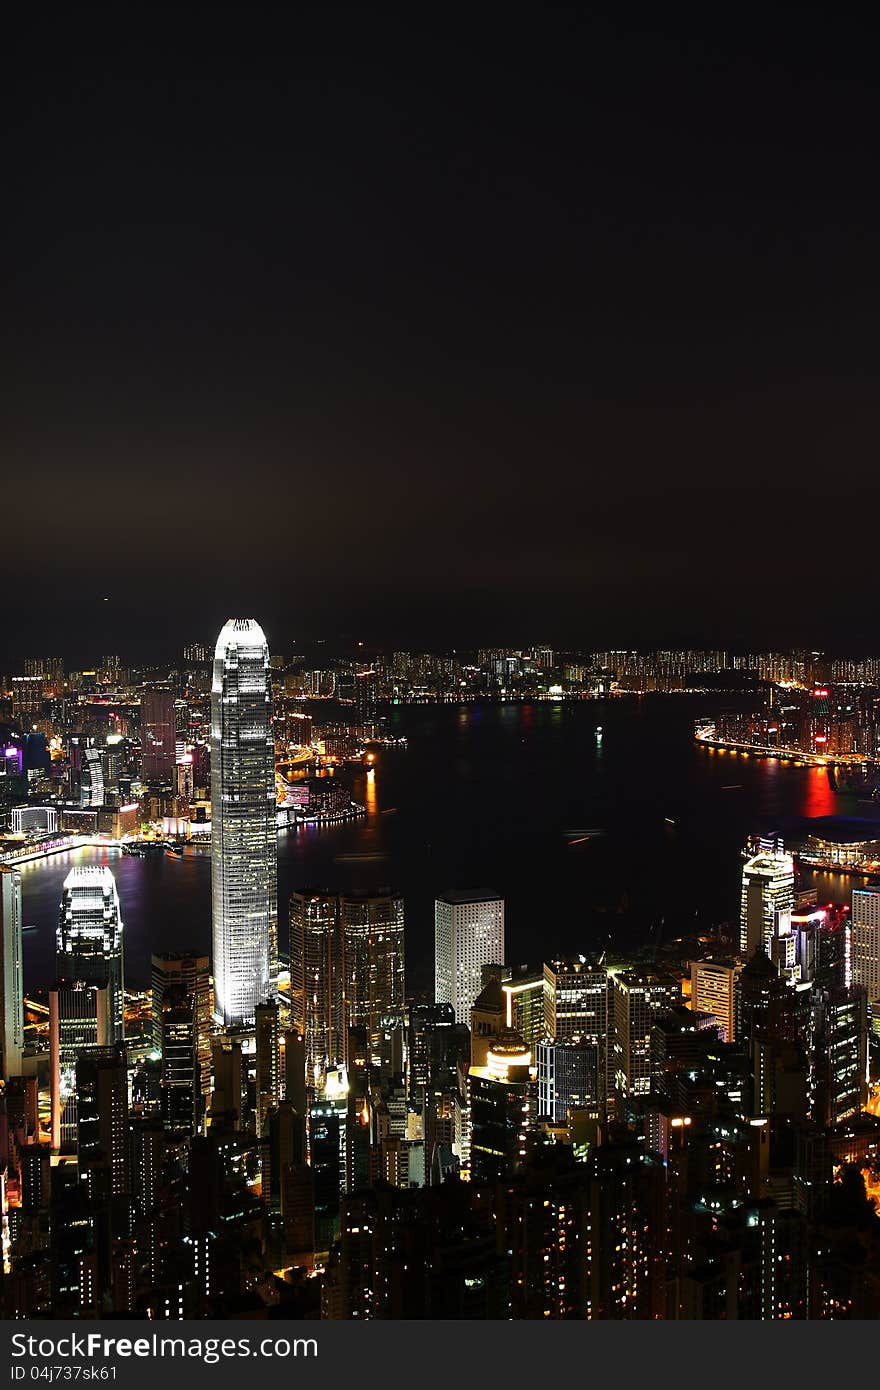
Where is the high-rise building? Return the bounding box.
[211,618,278,1025]
[543,958,610,1101]
[536,1039,598,1121]
[354,669,378,724]
[740,844,795,959]
[502,968,546,1053]
[467,1031,535,1182]
[290,892,342,1085]
[406,1002,466,1107]
[610,968,680,1101]
[57,867,124,1042]
[0,867,24,1078]
[289,891,406,1083]
[851,884,880,1024]
[543,959,609,1045]
[812,986,868,1126]
[690,958,741,1042]
[339,893,405,1064]
[255,1000,281,1138]
[140,689,177,784]
[49,980,111,1150]
[151,953,212,1101]
[161,1005,199,1133]
[434,890,504,1024]
[76,1043,130,1197]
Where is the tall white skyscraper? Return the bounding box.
[851,884,880,1023]
[435,890,504,1023]
[211,618,278,1026]
[57,865,124,1042]
[0,867,24,1078]
[740,842,795,959]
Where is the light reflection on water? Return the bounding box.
[20,699,880,998]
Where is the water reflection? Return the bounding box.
[18,700,879,999]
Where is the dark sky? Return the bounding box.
[3,8,879,663]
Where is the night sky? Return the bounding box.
[3,9,879,663]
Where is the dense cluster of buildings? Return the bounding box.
[706,684,880,762]
[0,627,878,1320]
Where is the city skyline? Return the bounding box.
[2,6,880,1330]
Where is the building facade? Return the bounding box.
[0,867,24,1078]
[434,891,504,1024]
[57,866,124,1042]
[211,618,278,1025]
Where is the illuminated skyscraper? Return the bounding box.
[610,968,680,1100]
[0,867,24,1079]
[851,884,880,1025]
[141,688,177,784]
[50,979,111,1150]
[289,891,405,1082]
[740,842,795,959]
[151,952,212,1103]
[435,890,505,1024]
[339,893,405,1063]
[690,958,741,1042]
[467,1031,535,1181]
[211,618,278,1026]
[57,866,124,1042]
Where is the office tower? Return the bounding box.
[80,747,105,806]
[0,867,24,1078]
[49,980,110,1150]
[280,1163,316,1262]
[468,1031,536,1182]
[536,1039,598,1121]
[290,891,406,1082]
[740,843,795,959]
[209,1039,244,1129]
[339,893,405,1064]
[811,986,868,1126]
[354,669,378,724]
[290,892,343,1085]
[851,884,880,1021]
[211,618,278,1025]
[76,1044,130,1195]
[735,948,801,1049]
[543,958,611,1101]
[57,866,124,1042]
[543,958,609,1045]
[255,1000,281,1137]
[161,1004,198,1133]
[140,688,176,784]
[610,968,680,1101]
[151,953,212,1101]
[266,1101,307,1209]
[406,1002,455,1105]
[502,968,546,1052]
[435,890,504,1023]
[690,959,741,1042]
[309,1066,349,1249]
[183,643,211,665]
